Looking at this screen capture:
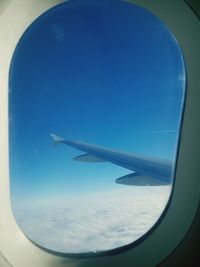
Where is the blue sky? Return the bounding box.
[9,0,185,201]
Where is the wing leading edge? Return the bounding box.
[50,133,172,186]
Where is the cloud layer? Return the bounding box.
[13,186,171,253]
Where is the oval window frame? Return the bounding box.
[0,1,199,267]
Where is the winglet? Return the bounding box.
[50,133,65,146]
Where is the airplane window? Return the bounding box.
[9,0,185,256]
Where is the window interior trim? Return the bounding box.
[0,0,199,266]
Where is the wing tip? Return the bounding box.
[50,133,65,146]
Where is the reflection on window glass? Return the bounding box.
[9,0,185,255]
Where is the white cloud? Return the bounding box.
[13,186,171,253]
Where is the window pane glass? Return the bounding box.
[9,0,185,255]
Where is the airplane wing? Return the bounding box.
[50,133,172,186]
